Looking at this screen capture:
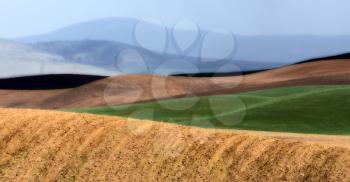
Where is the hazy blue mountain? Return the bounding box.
[31,36,350,74]
[19,18,350,64]
[32,40,282,74]
[19,17,138,45]
[33,40,130,68]
[14,17,350,74]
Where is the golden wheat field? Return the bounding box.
[0,108,349,181]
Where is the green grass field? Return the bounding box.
[66,85,350,135]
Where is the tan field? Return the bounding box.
[1,59,350,109]
[0,108,349,181]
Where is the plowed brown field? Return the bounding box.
[1,59,350,109]
[0,108,349,181]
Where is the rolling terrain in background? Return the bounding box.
[0,59,350,109]
[14,17,350,75]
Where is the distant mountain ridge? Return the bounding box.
[19,17,350,62]
[7,17,350,75]
[19,17,139,44]
[32,40,282,74]
[31,37,350,74]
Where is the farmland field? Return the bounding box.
[1,108,350,181]
[67,85,350,135]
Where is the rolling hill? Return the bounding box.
[69,85,350,135]
[1,59,350,109]
[0,108,349,181]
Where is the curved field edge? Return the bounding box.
[67,85,350,135]
[0,108,349,181]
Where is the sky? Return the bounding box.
[1,0,350,38]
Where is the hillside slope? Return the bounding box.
[0,109,349,181]
[69,85,350,135]
[1,59,350,109]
